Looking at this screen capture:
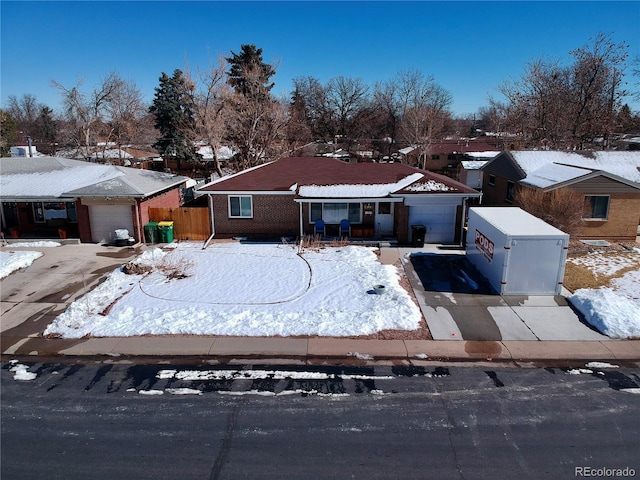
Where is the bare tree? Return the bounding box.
[52,73,122,157]
[325,76,370,138]
[395,70,453,168]
[104,78,147,160]
[515,187,587,237]
[569,33,628,148]
[191,56,232,176]
[290,76,332,140]
[496,33,629,149]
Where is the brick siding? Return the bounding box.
[212,194,299,238]
[578,194,640,241]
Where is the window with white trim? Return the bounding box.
[309,203,361,223]
[488,174,496,186]
[583,195,609,220]
[228,195,252,218]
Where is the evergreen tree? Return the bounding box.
[0,110,18,157]
[36,106,58,148]
[149,69,199,171]
[226,44,275,100]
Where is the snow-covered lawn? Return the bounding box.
[567,249,640,339]
[0,241,61,279]
[44,242,421,338]
[0,250,43,279]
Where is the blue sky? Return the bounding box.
[1,1,639,117]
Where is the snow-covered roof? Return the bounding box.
[520,163,594,189]
[297,173,424,198]
[398,146,418,155]
[0,156,189,199]
[403,179,454,192]
[460,160,489,170]
[89,149,134,159]
[464,151,500,160]
[196,145,236,161]
[511,151,640,187]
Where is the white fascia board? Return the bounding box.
[295,197,404,203]
[392,192,482,199]
[1,196,77,202]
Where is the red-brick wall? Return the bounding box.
[138,188,182,225]
[77,201,92,242]
[212,194,299,238]
[134,188,183,241]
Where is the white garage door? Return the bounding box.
[408,204,458,243]
[89,205,134,243]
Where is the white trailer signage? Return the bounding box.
[474,229,494,262]
[466,207,569,295]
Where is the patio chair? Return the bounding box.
[339,219,351,237]
[314,219,325,236]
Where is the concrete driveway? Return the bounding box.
[1,242,142,354]
[399,246,609,342]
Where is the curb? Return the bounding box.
[2,337,639,365]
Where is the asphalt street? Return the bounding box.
[2,360,639,480]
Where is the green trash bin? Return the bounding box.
[157,221,174,243]
[144,222,159,244]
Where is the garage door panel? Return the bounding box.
[89,205,134,243]
[408,204,457,243]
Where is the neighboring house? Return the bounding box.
[397,139,501,174]
[457,152,500,190]
[197,156,481,244]
[481,151,640,241]
[0,156,189,243]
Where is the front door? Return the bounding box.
[376,202,394,236]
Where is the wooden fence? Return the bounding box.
[148,207,211,241]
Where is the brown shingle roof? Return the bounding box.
[198,157,478,195]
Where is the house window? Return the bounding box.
[229,196,252,218]
[378,202,391,215]
[584,195,609,220]
[505,181,515,203]
[348,203,361,222]
[32,202,77,223]
[309,203,361,223]
[488,174,496,186]
[431,155,439,160]
[310,203,322,222]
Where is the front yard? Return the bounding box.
[564,246,640,338]
[43,242,423,338]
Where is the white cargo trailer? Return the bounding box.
[465,207,569,295]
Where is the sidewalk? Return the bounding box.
[2,335,639,364]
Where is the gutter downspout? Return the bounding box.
[134,200,143,243]
[459,197,467,247]
[203,194,215,249]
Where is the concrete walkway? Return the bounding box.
[2,335,639,364]
[1,241,639,365]
[395,245,610,342]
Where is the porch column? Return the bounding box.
[298,201,303,238]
